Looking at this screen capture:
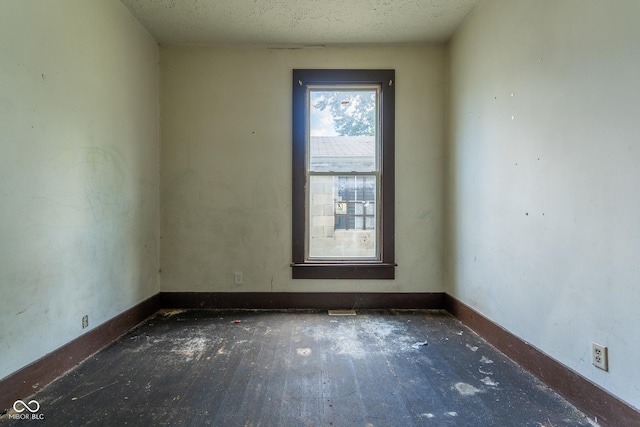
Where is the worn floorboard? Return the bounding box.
[0,310,592,426]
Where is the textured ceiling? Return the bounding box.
[120,0,480,46]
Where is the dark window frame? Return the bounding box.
[291,69,396,279]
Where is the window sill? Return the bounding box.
[291,262,396,279]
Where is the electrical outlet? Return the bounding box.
[592,342,608,371]
[82,315,89,329]
[234,272,243,285]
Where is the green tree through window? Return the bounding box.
[312,91,376,136]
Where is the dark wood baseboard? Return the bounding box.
[160,291,445,310]
[444,294,640,427]
[0,294,161,412]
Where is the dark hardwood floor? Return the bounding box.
[1,310,592,426]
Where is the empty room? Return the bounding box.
[1,0,639,425]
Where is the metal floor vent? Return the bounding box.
[328,309,357,316]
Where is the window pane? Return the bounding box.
[365,216,375,230]
[308,175,377,259]
[354,217,364,229]
[309,90,377,173]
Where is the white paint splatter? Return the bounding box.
[479,368,493,375]
[480,356,494,364]
[420,413,435,418]
[480,376,499,387]
[296,347,312,356]
[446,411,458,417]
[454,382,481,396]
[332,334,366,359]
[456,331,463,336]
[466,344,478,352]
[175,337,208,361]
[587,417,601,427]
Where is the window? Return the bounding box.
[291,69,395,279]
[335,176,376,231]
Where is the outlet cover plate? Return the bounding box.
[234,272,243,285]
[592,342,608,371]
[82,315,89,329]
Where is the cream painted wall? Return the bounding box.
[160,45,445,293]
[0,1,159,380]
[448,0,640,409]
